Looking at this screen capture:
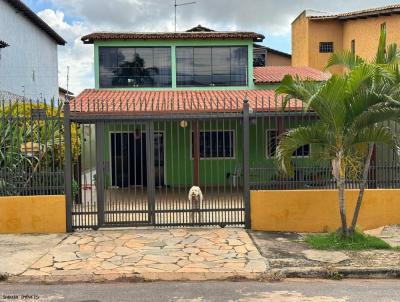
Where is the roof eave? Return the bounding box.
[5,0,66,45]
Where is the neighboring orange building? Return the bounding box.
[292,4,400,74]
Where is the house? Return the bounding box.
[253,44,291,67]
[186,25,292,67]
[59,86,74,102]
[74,29,329,188]
[292,4,400,74]
[0,0,66,101]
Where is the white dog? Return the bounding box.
[188,186,203,224]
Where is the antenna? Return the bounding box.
[174,0,196,32]
[66,66,70,102]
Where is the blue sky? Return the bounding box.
[24,0,400,93]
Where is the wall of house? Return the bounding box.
[266,52,291,66]
[292,12,309,67]
[251,189,400,232]
[307,19,343,74]
[93,39,255,91]
[0,1,59,101]
[342,15,400,61]
[101,117,314,188]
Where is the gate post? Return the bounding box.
[146,121,156,225]
[95,122,105,228]
[242,99,251,229]
[64,100,73,232]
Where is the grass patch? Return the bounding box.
[305,231,391,251]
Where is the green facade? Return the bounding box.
[86,36,315,188]
[94,39,255,90]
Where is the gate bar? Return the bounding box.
[146,121,156,225]
[95,121,105,228]
[64,100,73,232]
[243,99,251,229]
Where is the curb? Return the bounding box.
[273,267,400,279]
[3,272,267,284]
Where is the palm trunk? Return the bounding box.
[350,143,374,233]
[333,156,348,236]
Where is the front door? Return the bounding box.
[110,132,164,187]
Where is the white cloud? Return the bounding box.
[38,0,400,94]
[38,9,94,95]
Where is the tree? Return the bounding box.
[326,23,400,232]
[275,64,400,236]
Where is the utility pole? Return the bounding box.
[174,0,196,32]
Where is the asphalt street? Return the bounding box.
[0,279,399,302]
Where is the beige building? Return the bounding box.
[292,4,400,74]
[253,44,291,67]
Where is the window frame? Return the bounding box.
[319,42,334,53]
[98,46,172,89]
[176,46,249,88]
[265,129,311,159]
[351,39,356,54]
[191,129,236,160]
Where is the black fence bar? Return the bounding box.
[64,101,73,232]
[243,99,251,229]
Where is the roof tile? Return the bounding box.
[73,89,301,113]
[254,66,330,84]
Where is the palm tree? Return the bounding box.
[275,64,400,236]
[326,23,400,232]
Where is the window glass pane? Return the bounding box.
[319,42,334,53]
[193,131,234,158]
[266,130,278,157]
[212,47,230,75]
[99,47,171,88]
[176,46,248,87]
[194,48,212,75]
[266,129,309,158]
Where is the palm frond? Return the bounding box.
[276,124,329,176]
[326,51,364,70]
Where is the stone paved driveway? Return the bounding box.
[15,228,268,282]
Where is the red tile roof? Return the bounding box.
[81,31,264,44]
[73,89,302,114]
[254,66,330,84]
[308,4,400,20]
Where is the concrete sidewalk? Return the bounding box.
[1,228,269,283]
[1,226,399,284]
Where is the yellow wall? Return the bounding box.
[0,195,66,234]
[292,13,400,74]
[343,15,400,60]
[292,12,309,67]
[251,189,400,232]
[308,19,343,74]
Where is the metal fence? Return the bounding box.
[63,95,400,231]
[2,95,399,231]
[0,98,64,196]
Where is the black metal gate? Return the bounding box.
[64,99,251,231]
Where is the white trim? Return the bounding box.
[265,129,311,159]
[190,129,236,160]
[108,129,166,187]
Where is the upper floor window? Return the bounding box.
[319,42,334,53]
[176,46,248,87]
[99,47,171,88]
